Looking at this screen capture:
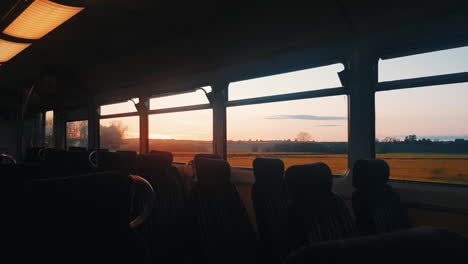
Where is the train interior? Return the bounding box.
[1,0,468,263]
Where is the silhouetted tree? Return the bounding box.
[404,134,417,142]
[382,137,401,143]
[295,131,312,142]
[100,121,128,150]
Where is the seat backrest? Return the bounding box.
[23,171,149,263]
[24,147,43,163]
[285,227,468,264]
[135,152,184,205]
[352,159,409,235]
[193,153,222,161]
[68,146,87,152]
[40,149,92,178]
[135,152,189,262]
[252,158,289,260]
[189,158,256,263]
[285,163,356,249]
[149,150,174,164]
[97,151,137,173]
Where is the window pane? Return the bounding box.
[229,64,344,100]
[45,110,54,147]
[148,109,213,163]
[376,83,468,184]
[379,46,468,82]
[100,116,139,152]
[150,87,211,110]
[227,96,348,174]
[100,99,138,115]
[66,120,88,149]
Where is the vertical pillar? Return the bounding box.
[88,99,100,150]
[347,47,378,169]
[138,98,150,154]
[54,110,66,150]
[41,111,46,146]
[32,112,44,147]
[211,81,228,160]
[16,89,24,161]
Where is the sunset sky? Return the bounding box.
[98,46,468,142]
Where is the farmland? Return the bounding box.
[171,152,468,185]
[118,138,468,185]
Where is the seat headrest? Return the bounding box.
[253,158,285,183]
[90,148,109,152]
[195,158,231,185]
[62,151,92,169]
[42,148,66,163]
[98,152,136,170]
[193,153,222,162]
[116,150,138,158]
[25,147,44,162]
[149,150,173,164]
[68,146,87,152]
[352,159,390,190]
[137,153,172,168]
[285,162,333,200]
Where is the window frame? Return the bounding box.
[225,64,348,174]
[65,119,89,150]
[375,52,468,188]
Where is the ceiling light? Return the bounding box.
[0,39,32,62]
[2,0,84,40]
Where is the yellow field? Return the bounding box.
[172,152,468,185]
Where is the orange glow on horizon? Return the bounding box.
[3,0,84,40]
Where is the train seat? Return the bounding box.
[96,151,137,173]
[188,158,257,264]
[285,162,357,249]
[187,153,223,188]
[252,158,290,262]
[23,171,149,263]
[68,146,87,152]
[24,147,44,163]
[352,159,410,235]
[135,151,188,262]
[285,227,468,264]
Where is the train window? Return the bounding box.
[227,95,348,174]
[150,87,211,110]
[45,110,54,147]
[100,116,139,152]
[379,46,468,82]
[228,63,344,100]
[375,83,468,185]
[148,109,213,163]
[66,120,88,149]
[100,99,138,115]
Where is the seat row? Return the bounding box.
[251,158,410,261]
[10,149,458,263]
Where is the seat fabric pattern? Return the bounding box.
[22,171,148,263]
[135,152,188,262]
[252,158,290,261]
[285,162,357,250]
[352,159,409,235]
[285,227,468,264]
[188,158,257,264]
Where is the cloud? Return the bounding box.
[265,115,347,120]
